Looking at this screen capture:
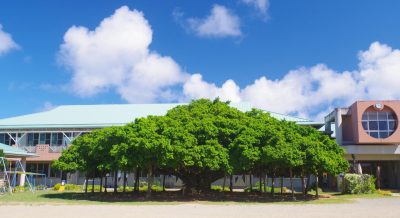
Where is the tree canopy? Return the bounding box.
[54,99,349,197]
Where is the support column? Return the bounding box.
[19,157,27,186]
[335,108,343,146]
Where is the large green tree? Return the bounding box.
[164,99,246,192]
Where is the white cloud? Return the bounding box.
[241,0,269,15]
[0,24,19,56]
[183,74,241,102]
[187,5,242,38]
[59,6,187,102]
[182,42,400,120]
[58,6,400,121]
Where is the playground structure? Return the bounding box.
[0,157,47,194]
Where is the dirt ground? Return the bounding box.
[1,198,399,218]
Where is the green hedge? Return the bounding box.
[343,174,376,194]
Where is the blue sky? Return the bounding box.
[1,0,400,120]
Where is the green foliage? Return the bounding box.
[52,183,61,191]
[14,186,28,192]
[87,185,102,192]
[53,183,82,191]
[210,185,230,192]
[0,149,5,168]
[343,174,376,194]
[55,98,350,195]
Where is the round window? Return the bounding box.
[361,109,397,139]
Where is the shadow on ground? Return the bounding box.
[41,191,332,203]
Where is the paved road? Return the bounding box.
[1,198,399,218]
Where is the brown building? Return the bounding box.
[325,100,400,189]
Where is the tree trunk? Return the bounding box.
[123,171,127,193]
[315,172,319,198]
[84,176,88,193]
[146,165,153,199]
[263,174,267,193]
[280,177,284,194]
[290,168,295,200]
[113,171,118,193]
[104,176,108,193]
[271,176,275,197]
[134,167,140,193]
[300,173,305,196]
[249,174,253,192]
[91,177,95,193]
[305,174,311,195]
[259,172,262,192]
[99,176,103,193]
[162,175,166,191]
[222,175,226,192]
[229,174,233,192]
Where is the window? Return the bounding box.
[39,133,51,144]
[51,133,63,146]
[27,133,40,146]
[362,111,397,139]
[0,133,14,146]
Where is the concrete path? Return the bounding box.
[1,198,399,218]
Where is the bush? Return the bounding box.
[139,185,163,192]
[53,183,82,191]
[117,186,134,192]
[343,174,376,194]
[14,185,28,192]
[211,185,230,192]
[53,183,61,191]
[86,185,101,192]
[376,189,392,196]
[65,184,82,191]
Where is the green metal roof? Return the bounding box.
[0,102,318,130]
[0,143,37,157]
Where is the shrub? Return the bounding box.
[211,185,230,192]
[52,183,82,191]
[53,183,61,191]
[139,185,163,192]
[117,186,134,192]
[64,184,82,191]
[86,185,101,192]
[377,189,392,196]
[343,174,376,194]
[14,185,27,192]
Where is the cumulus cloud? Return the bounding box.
[187,5,242,38]
[0,24,19,56]
[181,42,400,119]
[183,74,241,102]
[58,6,400,121]
[183,42,400,120]
[58,6,187,102]
[241,0,269,15]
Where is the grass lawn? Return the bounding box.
[0,190,396,205]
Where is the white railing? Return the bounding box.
[49,145,67,153]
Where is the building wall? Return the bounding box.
[349,101,400,144]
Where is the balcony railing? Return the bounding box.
[23,145,37,153]
[20,144,67,153]
[49,145,67,153]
